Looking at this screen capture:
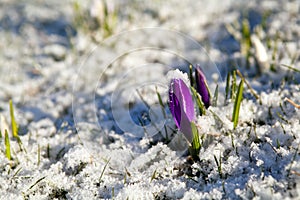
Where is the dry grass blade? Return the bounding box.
[28,176,46,190]
[236,70,261,104]
[99,157,111,184]
[284,98,300,109]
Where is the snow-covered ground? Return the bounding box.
[0,0,299,199]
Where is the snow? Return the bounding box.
[0,0,300,199]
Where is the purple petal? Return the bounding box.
[195,65,210,108]
[169,78,195,143]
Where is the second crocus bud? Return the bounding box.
[195,65,210,108]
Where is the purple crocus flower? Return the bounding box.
[195,65,210,108]
[169,78,195,143]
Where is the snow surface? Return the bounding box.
[0,0,299,199]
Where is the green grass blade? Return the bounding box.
[137,117,149,137]
[12,167,22,178]
[9,100,18,138]
[225,71,231,104]
[155,86,166,118]
[16,136,25,153]
[136,89,150,110]
[210,110,225,126]
[241,19,251,68]
[232,79,244,129]
[47,143,50,158]
[189,121,201,160]
[270,33,279,72]
[150,169,157,182]
[5,129,12,160]
[231,70,237,101]
[281,64,300,73]
[276,139,281,149]
[214,154,222,178]
[190,87,205,115]
[213,155,219,169]
[56,147,65,160]
[204,77,212,100]
[189,64,195,87]
[276,112,289,124]
[212,84,219,107]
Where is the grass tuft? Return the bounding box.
[72,0,118,40]
[226,17,252,68]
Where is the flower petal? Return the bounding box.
[169,78,195,143]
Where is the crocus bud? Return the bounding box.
[169,78,195,143]
[195,65,210,108]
